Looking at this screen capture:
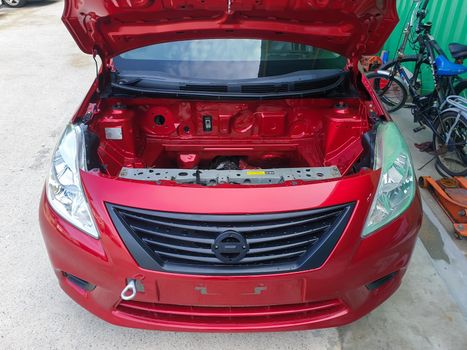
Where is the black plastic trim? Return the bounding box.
[366,272,397,291]
[110,73,348,100]
[106,203,355,276]
[63,272,96,291]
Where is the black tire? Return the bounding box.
[366,72,408,112]
[433,110,467,176]
[434,161,451,178]
[4,0,28,7]
[381,55,432,93]
[454,79,467,99]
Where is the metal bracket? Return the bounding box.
[119,166,342,185]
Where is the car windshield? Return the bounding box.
[113,39,347,80]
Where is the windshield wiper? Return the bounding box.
[116,77,142,86]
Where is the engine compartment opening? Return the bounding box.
[85,97,375,184]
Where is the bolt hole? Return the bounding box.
[154,115,165,126]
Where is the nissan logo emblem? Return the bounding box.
[212,230,249,264]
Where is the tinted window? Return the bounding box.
[114,39,346,80]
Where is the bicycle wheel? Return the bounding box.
[454,79,467,99]
[433,110,467,176]
[366,72,408,112]
[381,56,433,93]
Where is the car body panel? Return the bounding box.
[39,177,422,330]
[37,1,425,332]
[38,68,423,332]
[62,0,399,59]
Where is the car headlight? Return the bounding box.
[362,122,415,237]
[46,124,99,238]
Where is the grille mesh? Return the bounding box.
[108,203,352,274]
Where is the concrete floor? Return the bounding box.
[1,2,467,349]
[392,110,467,318]
[393,108,467,257]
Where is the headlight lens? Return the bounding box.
[362,122,415,237]
[46,124,99,238]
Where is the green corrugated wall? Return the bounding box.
[381,0,467,92]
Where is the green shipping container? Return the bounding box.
[381,0,467,93]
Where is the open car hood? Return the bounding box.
[63,0,398,60]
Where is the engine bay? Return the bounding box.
[85,97,375,185]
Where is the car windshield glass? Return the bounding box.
[113,39,347,80]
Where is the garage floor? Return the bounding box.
[1,2,466,349]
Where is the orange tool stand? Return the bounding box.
[419,176,467,239]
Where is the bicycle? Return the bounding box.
[434,96,467,176]
[367,0,467,113]
[366,0,467,176]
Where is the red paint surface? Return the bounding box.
[36,0,423,332]
[39,165,422,331]
[39,75,422,331]
[90,98,371,176]
[62,0,398,59]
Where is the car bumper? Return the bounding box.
[39,170,422,332]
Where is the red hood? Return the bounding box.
[63,0,398,60]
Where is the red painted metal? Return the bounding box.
[62,0,399,59]
[38,73,422,332]
[90,97,371,176]
[39,161,422,330]
[115,299,349,329]
[37,0,423,332]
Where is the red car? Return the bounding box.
[39,0,422,332]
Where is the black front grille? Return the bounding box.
[107,203,353,275]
